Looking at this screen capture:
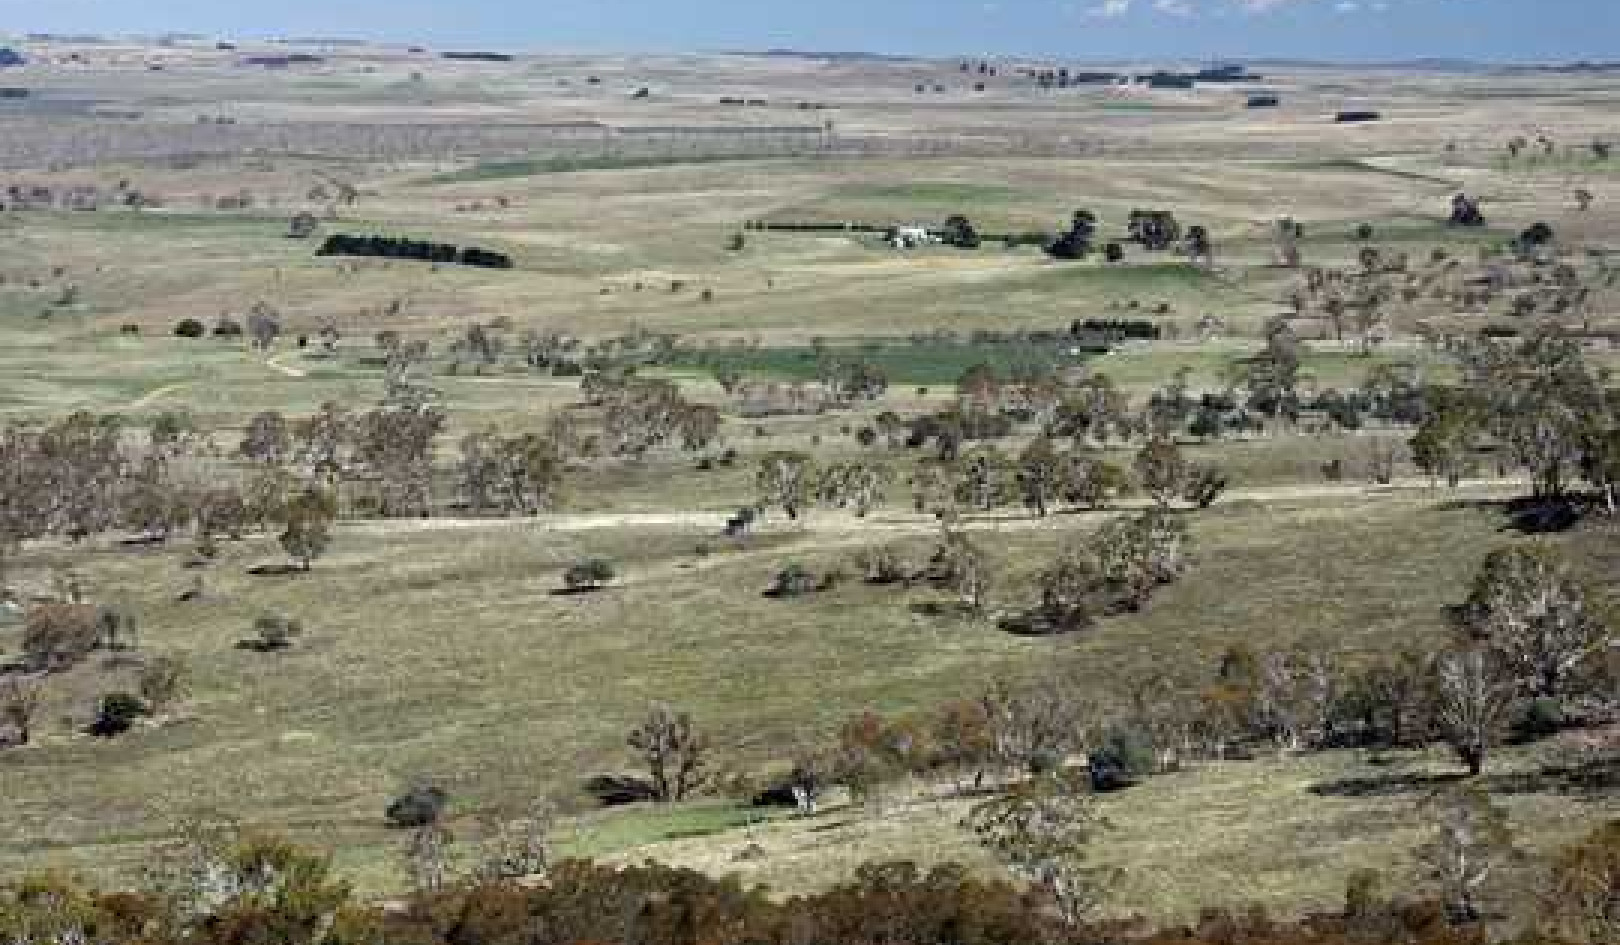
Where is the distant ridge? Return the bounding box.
[1500,61,1620,74]
[727,49,923,64]
[1244,57,1492,72]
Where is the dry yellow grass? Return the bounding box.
[0,41,1616,917]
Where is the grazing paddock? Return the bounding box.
[0,40,1616,926]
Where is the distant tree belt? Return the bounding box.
[315,234,514,269]
[746,221,893,233]
[440,51,515,62]
[1071,318,1163,341]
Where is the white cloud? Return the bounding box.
[1087,0,1134,18]
[1067,0,1405,18]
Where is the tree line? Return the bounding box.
[316,234,514,269]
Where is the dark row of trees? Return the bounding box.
[316,234,514,269]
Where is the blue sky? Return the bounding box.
[1,0,1614,62]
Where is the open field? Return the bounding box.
[4,489,1615,898]
[0,36,1617,928]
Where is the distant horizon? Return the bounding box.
[2,34,1615,71]
[0,1,1613,65]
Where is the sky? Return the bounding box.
[0,0,1615,63]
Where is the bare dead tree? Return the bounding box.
[627,703,709,802]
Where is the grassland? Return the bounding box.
[0,41,1616,920]
[4,491,1613,899]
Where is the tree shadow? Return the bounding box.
[909,600,980,620]
[247,563,306,576]
[235,638,293,653]
[1500,496,1588,535]
[996,612,1094,637]
[1311,757,1618,799]
[1309,770,1468,798]
[548,586,611,598]
[583,774,658,807]
[117,534,169,548]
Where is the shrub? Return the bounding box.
[1512,697,1565,740]
[1517,221,1555,251]
[173,318,206,339]
[1356,223,1375,240]
[88,692,148,737]
[1088,726,1157,791]
[244,613,303,652]
[563,558,616,592]
[723,507,757,538]
[386,784,448,827]
[1183,465,1229,509]
[22,603,103,672]
[212,317,243,338]
[766,564,820,599]
[855,546,911,585]
[138,656,187,713]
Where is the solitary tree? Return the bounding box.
[1458,545,1609,700]
[0,676,43,745]
[1134,437,1189,508]
[138,655,188,714]
[279,489,335,571]
[628,703,709,802]
[1275,217,1302,268]
[1433,645,1516,776]
[963,769,1113,927]
[246,303,281,351]
[1016,437,1065,518]
[1034,550,1103,633]
[756,452,815,521]
[1096,510,1191,612]
[1411,405,1478,488]
[815,461,889,518]
[1417,784,1516,923]
[933,518,993,615]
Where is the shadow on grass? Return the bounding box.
[1431,494,1604,536]
[1311,757,1618,799]
[584,774,659,807]
[247,563,307,576]
[549,586,613,598]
